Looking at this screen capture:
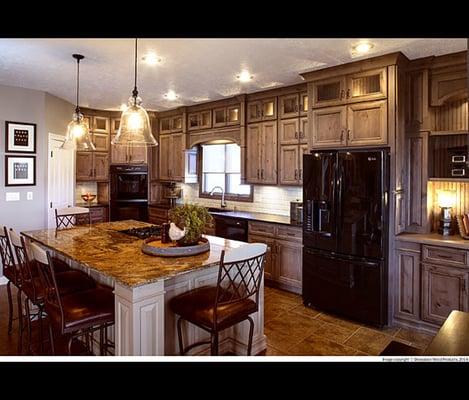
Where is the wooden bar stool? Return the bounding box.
[30,242,115,356]
[0,227,21,339]
[170,243,267,356]
[9,230,97,354]
[55,206,90,229]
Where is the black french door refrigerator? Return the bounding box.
[302,149,389,327]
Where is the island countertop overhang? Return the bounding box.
[21,220,246,289]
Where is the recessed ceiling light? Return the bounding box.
[352,41,374,54]
[163,90,179,101]
[236,70,253,82]
[142,52,162,65]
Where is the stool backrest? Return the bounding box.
[215,243,267,313]
[9,230,39,298]
[30,242,65,329]
[55,206,90,229]
[0,227,16,280]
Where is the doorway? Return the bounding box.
[47,133,75,229]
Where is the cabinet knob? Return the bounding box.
[347,129,351,141]
[346,89,350,99]
[340,90,345,99]
[299,169,302,180]
[294,169,298,180]
[261,169,264,180]
[295,131,298,139]
[340,130,344,142]
[257,169,260,179]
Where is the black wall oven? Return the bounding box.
[110,165,148,222]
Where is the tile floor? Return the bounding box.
[0,283,435,356]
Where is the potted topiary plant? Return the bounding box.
[168,203,214,246]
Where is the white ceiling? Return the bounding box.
[0,38,466,111]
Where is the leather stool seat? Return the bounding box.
[47,286,114,333]
[22,270,97,304]
[170,286,257,331]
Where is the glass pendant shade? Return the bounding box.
[63,111,95,150]
[111,96,157,147]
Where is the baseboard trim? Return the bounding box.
[0,276,8,286]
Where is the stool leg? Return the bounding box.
[99,326,105,356]
[176,317,185,355]
[247,316,254,356]
[25,299,32,354]
[17,290,23,354]
[6,281,13,335]
[210,332,219,356]
[67,335,73,355]
[38,306,44,354]
[47,319,55,355]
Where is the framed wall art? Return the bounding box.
[5,121,37,153]
[5,155,36,186]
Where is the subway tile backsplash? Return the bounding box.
[178,183,302,216]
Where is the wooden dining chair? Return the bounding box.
[55,206,90,229]
[170,243,267,356]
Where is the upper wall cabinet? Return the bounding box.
[93,116,110,133]
[213,105,240,127]
[431,68,468,106]
[279,92,308,119]
[188,110,211,131]
[159,115,183,134]
[247,97,277,123]
[311,68,387,108]
[111,118,120,134]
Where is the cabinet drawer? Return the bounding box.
[422,245,469,268]
[276,226,302,242]
[248,221,276,237]
[149,207,169,220]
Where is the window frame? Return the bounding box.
[198,143,253,203]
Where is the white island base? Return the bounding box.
[114,264,266,356]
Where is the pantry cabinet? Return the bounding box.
[158,133,184,181]
[246,121,277,184]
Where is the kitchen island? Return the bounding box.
[21,220,266,356]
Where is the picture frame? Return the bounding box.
[5,121,37,153]
[5,155,36,186]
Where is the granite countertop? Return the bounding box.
[21,220,246,288]
[75,202,109,208]
[209,210,301,227]
[396,232,469,250]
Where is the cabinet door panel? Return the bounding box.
[247,101,261,123]
[347,100,387,146]
[94,152,109,181]
[93,116,110,133]
[276,239,302,291]
[346,67,387,103]
[171,116,183,132]
[422,263,469,326]
[279,118,299,145]
[311,106,346,148]
[93,133,109,152]
[299,117,308,144]
[246,124,261,183]
[158,135,171,180]
[262,98,277,120]
[111,118,120,134]
[213,107,226,127]
[227,105,240,125]
[395,249,420,321]
[160,117,172,134]
[300,92,308,116]
[128,145,147,164]
[312,77,346,107]
[279,145,299,185]
[299,144,308,185]
[248,234,276,281]
[261,121,277,184]
[76,152,93,181]
[280,94,299,119]
[171,134,184,181]
[110,135,128,164]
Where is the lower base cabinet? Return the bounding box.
[76,206,109,224]
[248,221,302,294]
[149,206,170,225]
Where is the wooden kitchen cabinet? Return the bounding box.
[92,133,109,152]
[279,117,308,185]
[110,134,148,164]
[247,98,277,123]
[279,118,299,145]
[158,133,184,181]
[93,116,110,133]
[246,121,277,184]
[311,76,346,108]
[76,152,109,181]
[311,106,346,148]
[76,206,109,225]
[279,92,309,119]
[422,263,469,325]
[279,145,300,185]
[430,68,468,106]
[346,100,387,146]
[188,110,211,131]
[148,206,170,225]
[248,221,302,294]
[160,115,183,134]
[111,118,120,134]
[213,105,240,127]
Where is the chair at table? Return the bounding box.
[0,227,21,339]
[30,242,115,355]
[9,230,97,354]
[55,206,90,229]
[170,243,267,356]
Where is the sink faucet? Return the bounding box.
[209,186,227,208]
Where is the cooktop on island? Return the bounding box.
[120,225,161,239]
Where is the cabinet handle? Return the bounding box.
[340,130,344,142]
[257,169,260,179]
[299,131,303,139]
[294,169,298,180]
[299,169,302,180]
[463,279,467,295]
[340,90,345,99]
[295,131,298,139]
[299,104,303,112]
[347,129,351,141]
[94,168,96,177]
[346,89,350,99]
[261,169,264,180]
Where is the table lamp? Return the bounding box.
[437,189,456,236]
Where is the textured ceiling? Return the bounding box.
[0,38,466,111]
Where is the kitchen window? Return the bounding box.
[200,143,252,201]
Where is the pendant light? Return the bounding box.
[112,38,157,147]
[62,54,95,151]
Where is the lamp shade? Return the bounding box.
[438,189,456,208]
[111,96,157,147]
[63,111,95,151]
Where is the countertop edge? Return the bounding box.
[396,233,469,250]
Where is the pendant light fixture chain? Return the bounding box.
[72,53,85,114]
[132,38,139,99]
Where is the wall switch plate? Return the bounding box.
[5,192,20,202]
[27,192,33,200]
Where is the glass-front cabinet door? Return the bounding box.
[280,94,299,119]
[213,108,226,127]
[346,68,387,103]
[227,105,240,125]
[300,92,308,116]
[262,98,277,120]
[311,76,346,108]
[160,117,172,134]
[188,113,200,130]
[247,101,262,123]
[171,116,182,132]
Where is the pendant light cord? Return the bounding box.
[76,57,80,113]
[132,38,139,99]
